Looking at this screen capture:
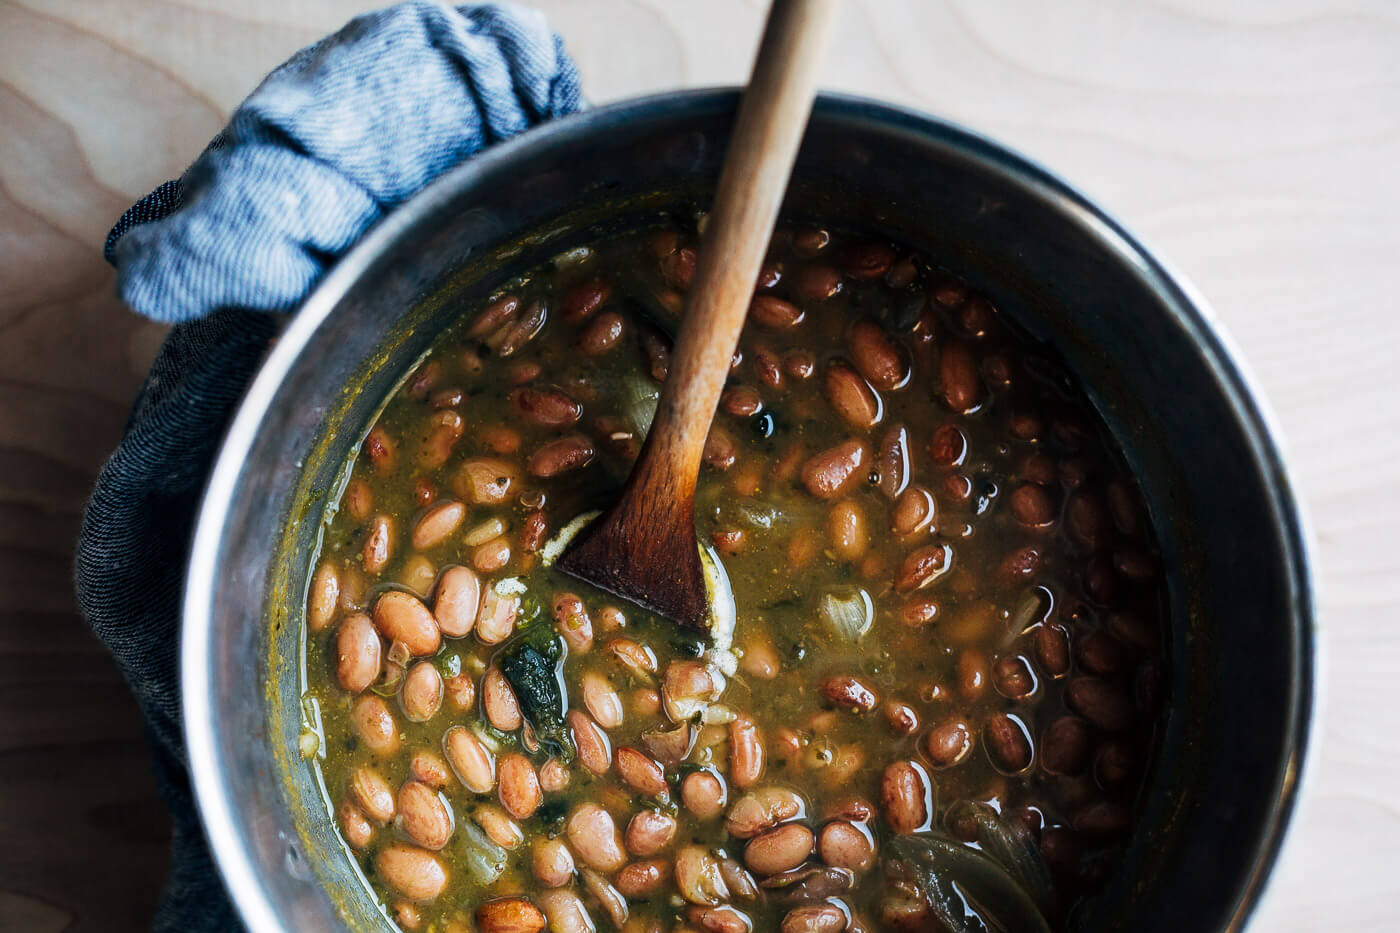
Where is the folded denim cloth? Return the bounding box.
[74,4,580,930]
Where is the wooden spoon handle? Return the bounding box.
[643,0,840,489]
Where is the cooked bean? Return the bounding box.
[800,440,869,500]
[567,709,612,776]
[338,799,374,849]
[566,803,626,873]
[923,718,972,769]
[606,638,657,679]
[520,509,549,553]
[309,561,340,632]
[475,586,520,644]
[750,295,804,329]
[615,746,668,797]
[681,770,727,819]
[1035,621,1072,677]
[351,695,400,758]
[551,591,596,650]
[1074,800,1131,838]
[728,717,764,788]
[689,905,753,933]
[401,661,444,723]
[468,294,520,336]
[531,836,576,887]
[993,655,1036,699]
[891,484,936,536]
[442,726,495,793]
[582,670,623,729]
[848,320,909,391]
[703,426,738,470]
[444,672,476,713]
[472,536,513,573]
[433,565,480,638]
[938,341,982,412]
[894,544,951,593]
[817,819,875,873]
[536,889,592,933]
[351,766,396,824]
[410,501,464,551]
[880,760,931,833]
[626,809,677,857]
[454,458,518,505]
[476,897,545,933]
[1077,630,1126,675]
[364,426,397,474]
[840,240,896,279]
[398,554,437,595]
[483,668,523,732]
[578,310,625,356]
[418,410,464,469]
[1041,715,1092,775]
[1066,676,1135,731]
[373,591,441,657]
[497,752,542,819]
[481,424,521,455]
[882,701,920,736]
[616,859,670,899]
[741,638,780,679]
[538,757,571,793]
[375,845,447,902]
[781,904,848,933]
[344,478,374,522]
[335,613,381,694]
[512,386,583,427]
[898,596,939,628]
[528,435,595,477]
[464,517,507,548]
[795,264,842,301]
[409,750,451,789]
[725,786,804,839]
[675,845,730,906]
[561,279,611,324]
[1009,482,1057,528]
[984,712,1034,774]
[744,823,813,876]
[475,804,525,849]
[957,649,989,699]
[398,781,453,850]
[823,360,883,429]
[721,385,764,418]
[876,425,912,499]
[826,500,869,562]
[819,675,879,712]
[1095,741,1138,786]
[363,514,394,572]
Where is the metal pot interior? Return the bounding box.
[184,90,1314,933]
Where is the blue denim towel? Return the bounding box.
[73,4,581,930]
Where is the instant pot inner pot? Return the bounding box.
[201,94,1307,932]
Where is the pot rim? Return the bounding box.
[181,87,1319,933]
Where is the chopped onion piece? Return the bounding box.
[818,587,874,642]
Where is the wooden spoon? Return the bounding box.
[555,0,840,631]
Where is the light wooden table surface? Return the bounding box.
[2,1,1396,930]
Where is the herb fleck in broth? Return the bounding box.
[304,218,1168,932]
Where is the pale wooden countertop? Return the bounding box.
[1,1,1396,930]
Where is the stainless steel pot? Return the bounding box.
[183,89,1317,932]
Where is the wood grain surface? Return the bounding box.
[1,0,1396,930]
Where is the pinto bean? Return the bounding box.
[795,265,843,301]
[375,845,447,903]
[562,279,611,324]
[883,701,920,736]
[497,752,542,819]
[957,649,989,700]
[351,766,396,824]
[338,799,374,849]
[344,478,374,522]
[538,757,571,793]
[476,897,545,933]
[750,295,804,329]
[1035,622,1072,677]
[848,320,910,390]
[443,725,496,793]
[825,500,869,562]
[582,670,623,729]
[364,426,397,475]
[309,561,340,632]
[1009,483,1057,528]
[363,514,394,573]
[880,760,931,833]
[818,819,875,873]
[567,709,612,776]
[725,786,805,839]
[891,485,936,538]
[615,859,670,899]
[475,804,524,850]
[351,695,400,758]
[681,771,728,819]
[454,458,518,506]
[823,360,883,429]
[876,425,912,499]
[482,668,523,732]
[410,501,464,551]
[615,746,668,797]
[894,544,951,593]
[532,836,575,887]
[401,661,444,723]
[566,803,626,873]
[721,385,764,418]
[432,565,479,638]
[528,435,595,477]
[993,655,1037,699]
[800,440,869,499]
[578,311,625,356]
[626,809,677,856]
[703,426,738,470]
[781,904,847,933]
[444,672,476,713]
[536,889,592,933]
[752,345,785,390]
[938,341,982,412]
[398,780,452,850]
[472,536,512,573]
[1041,715,1092,775]
[820,675,879,712]
[922,717,972,769]
[335,613,381,694]
[512,387,583,427]
[744,823,814,876]
[373,591,441,657]
[410,749,451,789]
[728,717,764,789]
[468,294,520,337]
[984,713,1034,774]
[1077,630,1127,675]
